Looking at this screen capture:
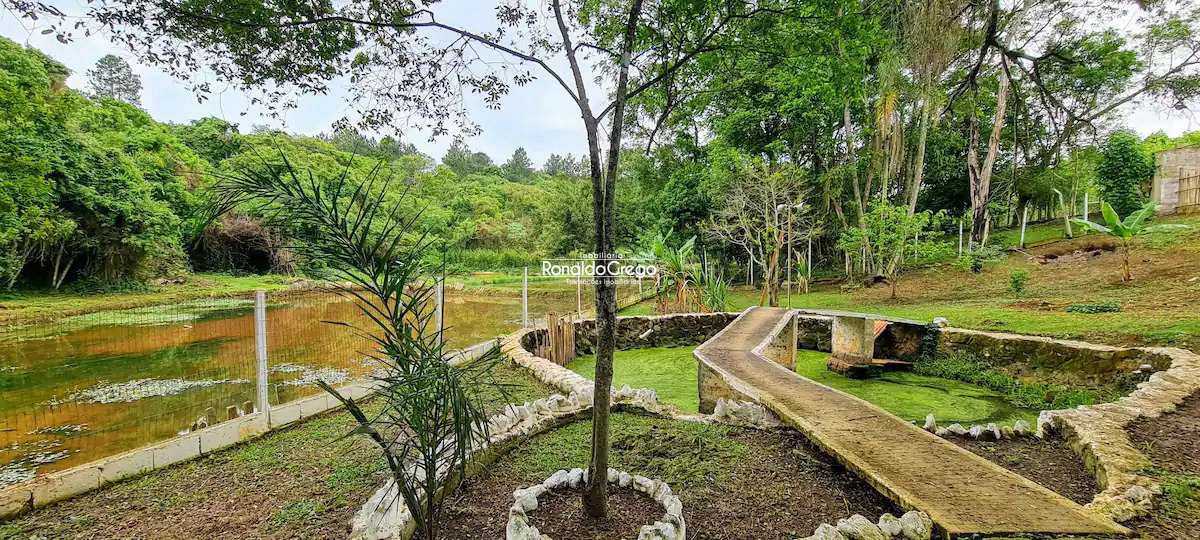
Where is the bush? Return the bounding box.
[1065,301,1122,314]
[955,245,1004,273]
[1008,269,1029,296]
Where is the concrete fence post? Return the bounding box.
[1019,206,1029,248]
[1083,192,1089,221]
[254,290,269,414]
[435,277,444,346]
[958,219,964,257]
[522,266,529,328]
[576,274,582,314]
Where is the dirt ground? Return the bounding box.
[528,488,662,539]
[1126,392,1200,539]
[948,435,1098,505]
[437,414,898,540]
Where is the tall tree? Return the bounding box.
[20,0,796,518]
[86,54,142,106]
[502,147,535,181]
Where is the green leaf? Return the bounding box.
[1070,218,1111,235]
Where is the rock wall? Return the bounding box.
[938,327,1164,387]
[566,313,740,354]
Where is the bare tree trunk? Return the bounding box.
[967,65,1009,245]
[580,0,644,518]
[907,95,931,215]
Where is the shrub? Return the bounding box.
[1066,301,1122,314]
[1008,269,1029,296]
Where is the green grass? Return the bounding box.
[913,351,1115,410]
[793,350,1039,425]
[569,346,700,413]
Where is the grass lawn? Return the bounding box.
[793,350,1038,425]
[0,360,554,540]
[569,346,700,413]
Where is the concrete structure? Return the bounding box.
[1152,145,1200,214]
[695,307,1129,538]
[828,313,878,377]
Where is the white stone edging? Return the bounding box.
[795,511,933,540]
[921,414,1034,440]
[1038,346,1200,522]
[507,468,685,540]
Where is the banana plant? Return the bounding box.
[1071,202,1187,282]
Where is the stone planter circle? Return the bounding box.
[507,468,685,540]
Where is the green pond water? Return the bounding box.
[570,347,1039,424]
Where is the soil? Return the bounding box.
[528,488,663,540]
[1125,392,1200,539]
[948,435,1098,505]
[437,415,899,540]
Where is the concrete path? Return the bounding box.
[695,307,1129,539]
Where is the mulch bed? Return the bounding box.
[1125,392,1200,539]
[437,416,898,540]
[948,435,1098,504]
[528,488,663,539]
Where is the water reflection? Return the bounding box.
[0,287,597,481]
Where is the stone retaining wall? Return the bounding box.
[1039,346,1200,522]
[938,328,1164,387]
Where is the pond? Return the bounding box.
[0,286,597,484]
[568,347,1039,424]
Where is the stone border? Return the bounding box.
[0,339,500,520]
[921,414,1034,440]
[506,468,685,540]
[1039,346,1200,522]
[795,511,933,540]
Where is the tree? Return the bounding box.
[86,54,142,106]
[706,159,806,307]
[442,139,494,177]
[502,147,535,181]
[837,202,942,298]
[19,0,820,518]
[1096,131,1153,217]
[543,153,582,177]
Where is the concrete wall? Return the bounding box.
[1153,146,1200,214]
[0,340,499,520]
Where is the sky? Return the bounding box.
[2,1,1198,167]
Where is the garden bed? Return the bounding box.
[948,435,1098,505]
[436,413,898,540]
[1124,392,1200,539]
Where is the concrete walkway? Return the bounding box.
[695,307,1129,539]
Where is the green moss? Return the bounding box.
[914,351,1113,410]
[794,350,1039,425]
[569,346,700,413]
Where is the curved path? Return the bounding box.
[695,307,1129,539]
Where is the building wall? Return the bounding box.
[1153,146,1200,213]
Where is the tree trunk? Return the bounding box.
[967,66,1009,245]
[907,95,931,215]
[582,0,644,518]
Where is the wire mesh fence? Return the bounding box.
[0,275,647,487]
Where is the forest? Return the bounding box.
[2,0,1200,296]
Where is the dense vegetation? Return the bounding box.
[4,0,1200,297]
